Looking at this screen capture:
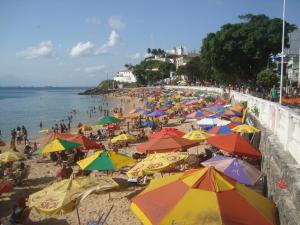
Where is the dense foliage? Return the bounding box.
[200,14,296,85]
[256,69,279,91]
[133,60,176,85]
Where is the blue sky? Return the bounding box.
[1,0,300,87]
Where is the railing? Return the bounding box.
[165,85,300,165]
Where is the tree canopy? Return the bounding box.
[200,14,296,85]
[133,60,175,86]
[256,68,279,91]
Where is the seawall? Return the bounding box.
[165,85,300,225]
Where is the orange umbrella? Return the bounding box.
[136,134,198,153]
[148,128,185,140]
[207,133,261,158]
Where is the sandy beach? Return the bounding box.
[0,90,207,225]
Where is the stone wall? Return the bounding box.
[250,115,300,225]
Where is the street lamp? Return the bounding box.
[279,0,286,104]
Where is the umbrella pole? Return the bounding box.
[250,133,255,144]
[76,206,81,225]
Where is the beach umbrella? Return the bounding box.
[0,151,23,163]
[114,112,123,118]
[230,116,243,123]
[186,111,205,119]
[0,179,13,195]
[231,104,243,112]
[136,134,198,153]
[28,176,118,216]
[77,150,136,171]
[232,124,260,133]
[148,128,185,140]
[127,152,189,178]
[111,134,137,144]
[34,138,81,154]
[80,124,93,131]
[208,125,233,135]
[207,133,261,158]
[223,109,242,117]
[38,133,75,148]
[0,138,6,147]
[206,104,224,113]
[95,116,122,125]
[202,155,263,185]
[183,130,212,142]
[206,111,224,118]
[142,120,156,128]
[67,135,100,150]
[129,107,143,114]
[197,118,221,128]
[131,167,276,225]
[39,129,50,134]
[148,109,166,117]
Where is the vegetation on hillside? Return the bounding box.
[133,60,176,86]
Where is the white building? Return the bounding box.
[113,69,137,83]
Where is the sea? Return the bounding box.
[0,87,118,142]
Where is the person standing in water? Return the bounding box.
[39,121,43,129]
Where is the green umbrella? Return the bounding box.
[33,138,81,154]
[95,116,122,125]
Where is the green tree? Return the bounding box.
[133,60,175,86]
[200,14,296,85]
[256,68,279,93]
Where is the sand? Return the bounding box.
[0,91,206,225]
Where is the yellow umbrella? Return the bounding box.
[80,124,93,131]
[183,130,212,141]
[131,167,276,225]
[114,112,123,118]
[111,134,137,144]
[232,124,260,133]
[0,138,6,147]
[34,138,81,154]
[159,98,165,103]
[28,176,118,216]
[0,151,23,163]
[39,129,50,134]
[77,150,136,171]
[127,152,189,178]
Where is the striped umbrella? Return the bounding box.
[33,138,81,154]
[131,167,276,225]
[202,155,262,185]
[77,150,135,171]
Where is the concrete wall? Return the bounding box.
[165,85,300,225]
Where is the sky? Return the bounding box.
[0,0,300,87]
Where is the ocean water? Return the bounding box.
[0,87,118,141]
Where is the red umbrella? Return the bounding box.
[38,133,75,148]
[67,135,100,150]
[0,179,13,195]
[136,134,198,153]
[207,133,261,158]
[148,128,185,140]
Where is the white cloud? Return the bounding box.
[108,16,125,29]
[74,65,106,74]
[69,41,94,57]
[70,30,119,57]
[129,53,141,60]
[94,30,119,55]
[16,41,54,59]
[85,17,101,25]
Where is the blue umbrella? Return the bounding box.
[148,109,166,117]
[142,120,155,127]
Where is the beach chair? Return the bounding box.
[87,205,114,225]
